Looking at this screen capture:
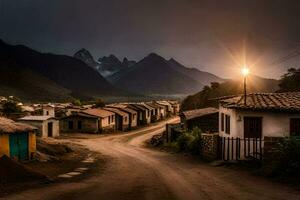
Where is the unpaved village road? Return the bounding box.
[4,118,300,200]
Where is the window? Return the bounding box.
[225,115,230,134]
[68,121,74,130]
[244,117,262,138]
[46,111,49,115]
[108,116,111,124]
[112,115,114,123]
[124,116,127,122]
[78,121,82,130]
[221,113,225,132]
[290,118,300,136]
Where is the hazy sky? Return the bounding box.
[0,0,299,79]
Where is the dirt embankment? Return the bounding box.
[0,138,104,197]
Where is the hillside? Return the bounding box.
[0,64,73,102]
[109,53,223,95]
[0,39,120,101]
[111,53,205,95]
[167,58,224,86]
[181,75,279,111]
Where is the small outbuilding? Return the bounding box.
[18,116,59,138]
[0,117,37,161]
[180,107,219,132]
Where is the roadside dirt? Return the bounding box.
[3,117,300,200]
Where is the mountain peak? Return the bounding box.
[73,48,98,68]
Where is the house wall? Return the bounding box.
[100,116,115,133]
[219,105,300,138]
[17,120,59,138]
[43,107,55,117]
[60,116,99,133]
[28,131,36,159]
[131,113,138,128]
[0,134,9,157]
[0,131,36,160]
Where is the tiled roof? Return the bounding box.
[220,92,300,112]
[83,108,114,118]
[18,115,54,121]
[181,107,219,120]
[102,107,129,117]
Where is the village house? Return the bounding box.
[102,107,130,131]
[140,103,155,122]
[219,93,300,139]
[145,102,161,122]
[180,107,219,133]
[128,104,151,125]
[168,101,180,115]
[107,105,138,130]
[60,109,115,133]
[18,115,59,138]
[0,117,37,161]
[152,101,167,119]
[157,101,174,117]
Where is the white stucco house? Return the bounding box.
[219,92,300,139]
[18,115,60,138]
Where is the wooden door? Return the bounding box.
[244,117,262,138]
[290,118,300,136]
[9,132,29,160]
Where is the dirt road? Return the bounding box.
[3,118,300,200]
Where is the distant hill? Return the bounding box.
[167,58,224,86]
[109,53,223,95]
[97,55,136,77]
[74,48,99,68]
[181,75,279,111]
[0,39,120,101]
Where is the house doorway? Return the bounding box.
[290,118,300,136]
[9,132,29,160]
[244,117,262,138]
[48,122,53,137]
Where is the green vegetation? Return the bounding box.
[181,75,278,111]
[172,127,202,155]
[93,99,106,108]
[278,68,300,92]
[2,100,22,116]
[72,99,82,106]
[261,137,300,182]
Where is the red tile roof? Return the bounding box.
[220,92,300,112]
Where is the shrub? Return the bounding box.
[175,127,202,155]
[2,101,22,116]
[262,137,300,181]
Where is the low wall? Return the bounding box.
[201,133,219,161]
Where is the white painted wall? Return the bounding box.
[219,105,300,138]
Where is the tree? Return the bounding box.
[2,101,22,116]
[72,99,82,106]
[93,99,105,108]
[278,68,300,92]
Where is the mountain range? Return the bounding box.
[74,49,225,95]
[0,39,279,102]
[0,40,118,101]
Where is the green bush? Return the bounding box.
[262,137,300,181]
[175,127,202,155]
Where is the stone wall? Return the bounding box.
[263,136,284,161]
[201,133,219,161]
